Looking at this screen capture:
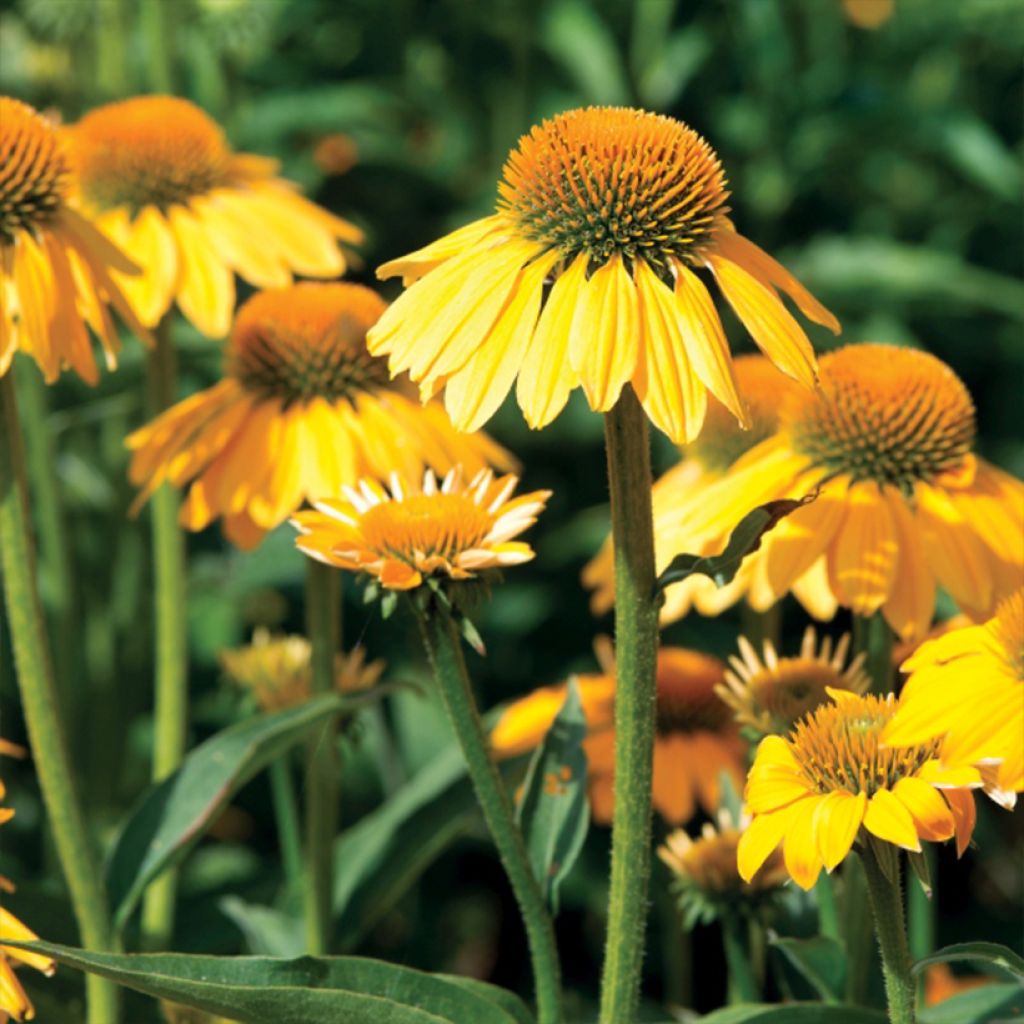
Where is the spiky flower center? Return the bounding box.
[359,495,493,565]
[655,653,732,735]
[228,283,391,405]
[790,694,939,797]
[748,663,849,732]
[788,344,976,490]
[0,98,68,242]
[499,106,730,274]
[69,96,234,213]
[992,590,1024,680]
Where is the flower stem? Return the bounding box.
[304,559,341,954]
[861,843,917,1024]
[0,372,120,1024]
[141,320,189,950]
[853,612,893,694]
[907,846,936,1003]
[815,872,841,942]
[414,604,562,1024]
[722,912,760,1004]
[598,385,660,1024]
[269,756,305,899]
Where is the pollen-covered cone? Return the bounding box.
[884,589,1023,806]
[1,96,150,384]
[583,355,801,623]
[292,467,549,591]
[660,344,1023,639]
[738,690,981,891]
[126,283,513,549]
[369,106,838,442]
[64,95,362,338]
[492,645,745,825]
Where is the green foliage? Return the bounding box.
[770,936,847,1004]
[699,1003,887,1023]
[913,942,1024,981]
[917,984,1024,1024]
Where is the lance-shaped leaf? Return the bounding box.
[699,1005,887,1024]
[771,935,847,1003]
[515,677,590,914]
[656,496,813,594]
[4,942,529,1024]
[107,693,352,932]
[912,941,1024,981]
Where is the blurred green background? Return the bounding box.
[1,0,1021,1020]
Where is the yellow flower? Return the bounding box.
[368,106,838,441]
[65,95,362,338]
[842,0,894,30]
[292,467,550,591]
[738,690,981,891]
[884,589,1023,806]
[491,645,745,825]
[655,344,1023,638]
[0,96,149,384]
[718,627,870,737]
[220,627,385,712]
[126,282,512,548]
[583,354,800,622]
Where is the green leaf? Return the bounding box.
[515,677,590,914]
[107,694,349,932]
[699,1004,887,1023]
[913,942,1024,981]
[700,1004,886,1023]
[771,936,847,1003]
[435,976,534,1024]
[218,896,305,958]
[656,497,812,594]
[8,941,526,1024]
[917,984,1024,1024]
[542,0,631,104]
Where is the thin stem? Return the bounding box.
[598,385,660,1024]
[861,844,916,1024]
[853,612,894,694]
[140,0,175,93]
[908,846,936,1003]
[722,913,760,1004]
[415,604,562,1024]
[0,373,120,1024]
[815,872,842,942]
[740,601,782,651]
[304,560,341,954]
[141,321,189,949]
[269,756,305,898]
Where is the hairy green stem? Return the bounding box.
[269,757,305,898]
[415,604,562,1024]
[141,322,189,949]
[0,373,120,1024]
[853,612,894,694]
[598,386,660,1024]
[861,844,916,1024]
[722,913,760,1004]
[304,560,341,954]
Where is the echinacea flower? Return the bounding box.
[126,282,512,548]
[655,344,1024,638]
[368,106,838,441]
[659,808,786,926]
[717,627,870,738]
[583,354,800,623]
[738,690,981,891]
[292,467,550,592]
[220,627,384,712]
[65,95,362,338]
[1,96,149,383]
[491,645,745,825]
[884,588,1023,806]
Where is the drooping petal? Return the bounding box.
[738,801,805,882]
[784,796,826,890]
[813,790,867,871]
[892,777,955,842]
[830,484,898,615]
[863,789,921,851]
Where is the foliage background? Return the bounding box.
[1,0,1021,1019]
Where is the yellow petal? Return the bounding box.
[167,205,234,338]
[830,484,897,614]
[737,802,802,882]
[863,788,921,851]
[377,215,504,284]
[892,777,954,842]
[119,206,179,326]
[784,796,826,890]
[882,490,936,640]
[813,790,867,870]
[942,788,976,857]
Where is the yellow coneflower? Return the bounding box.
[491,645,745,825]
[0,96,149,384]
[718,627,870,737]
[658,344,1023,638]
[738,690,981,891]
[65,95,362,338]
[126,282,512,549]
[884,589,1023,807]
[842,0,895,30]
[367,106,838,441]
[292,467,550,591]
[658,809,787,920]
[583,354,801,623]
[219,627,384,712]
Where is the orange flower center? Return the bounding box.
[992,590,1024,679]
[747,662,852,733]
[499,106,729,274]
[787,344,976,490]
[0,98,68,240]
[789,694,939,796]
[359,495,494,565]
[655,651,731,734]
[68,95,234,212]
[228,283,392,404]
